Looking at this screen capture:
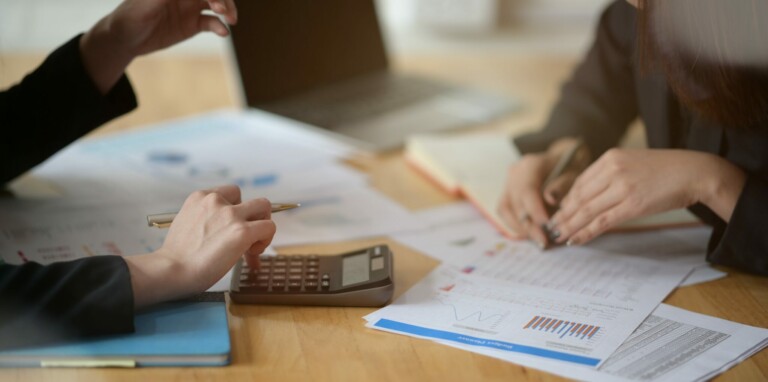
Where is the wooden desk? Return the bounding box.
[1,52,766,382]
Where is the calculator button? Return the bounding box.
[307,260,319,267]
[321,273,330,280]
[240,281,269,292]
[321,280,330,290]
[272,274,286,281]
[304,281,319,288]
[272,268,287,274]
[288,275,303,281]
[256,274,270,281]
[255,282,270,291]
[289,261,303,266]
[288,281,302,290]
[271,281,286,290]
[306,267,319,274]
[372,246,382,257]
[289,267,303,274]
[258,262,272,268]
[239,274,251,281]
[307,255,319,260]
[274,261,287,267]
[305,273,319,280]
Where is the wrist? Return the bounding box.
[80,16,134,94]
[696,153,746,221]
[124,252,188,308]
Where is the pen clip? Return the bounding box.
[147,213,176,228]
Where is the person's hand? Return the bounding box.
[80,0,237,94]
[125,185,276,308]
[548,148,747,246]
[497,138,590,247]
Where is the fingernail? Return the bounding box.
[566,238,577,246]
[550,230,561,240]
[537,240,546,249]
[545,221,556,230]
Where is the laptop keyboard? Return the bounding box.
[261,74,450,127]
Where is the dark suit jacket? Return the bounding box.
[0,35,138,349]
[514,1,768,275]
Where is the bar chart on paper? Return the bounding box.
[524,315,601,340]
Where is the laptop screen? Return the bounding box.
[231,0,389,106]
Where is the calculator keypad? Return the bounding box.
[239,255,325,293]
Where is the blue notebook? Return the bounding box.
[0,302,230,367]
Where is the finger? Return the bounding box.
[553,185,623,244]
[518,191,551,248]
[225,0,238,24]
[207,0,237,24]
[497,194,526,240]
[241,221,277,267]
[235,198,273,221]
[542,171,578,206]
[205,184,241,205]
[565,200,634,246]
[198,14,230,37]
[554,165,612,224]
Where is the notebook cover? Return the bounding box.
[0,302,230,367]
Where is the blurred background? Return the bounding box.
[0,0,610,56]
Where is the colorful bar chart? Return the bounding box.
[523,315,600,340]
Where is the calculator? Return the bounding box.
[229,245,394,307]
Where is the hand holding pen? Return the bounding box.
[497,138,590,249]
[148,202,300,228]
[128,185,286,307]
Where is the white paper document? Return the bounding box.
[366,242,694,366]
[270,186,427,247]
[439,304,768,382]
[29,110,364,203]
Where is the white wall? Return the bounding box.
[0,0,610,55]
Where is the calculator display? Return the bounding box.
[342,253,370,286]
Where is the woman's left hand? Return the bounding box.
[80,0,238,94]
[548,148,746,246]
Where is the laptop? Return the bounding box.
[229,0,516,151]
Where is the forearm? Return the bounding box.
[80,17,135,95]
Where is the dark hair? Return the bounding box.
[638,0,768,127]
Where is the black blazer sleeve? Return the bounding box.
[0,35,138,349]
[513,1,639,157]
[706,175,768,274]
[0,34,137,184]
[0,257,135,350]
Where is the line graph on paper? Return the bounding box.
[435,293,511,334]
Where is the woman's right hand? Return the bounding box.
[125,185,276,308]
[497,138,590,248]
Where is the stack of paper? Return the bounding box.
[1,109,427,289]
[367,208,765,381]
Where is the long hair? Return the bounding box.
[637,0,768,127]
